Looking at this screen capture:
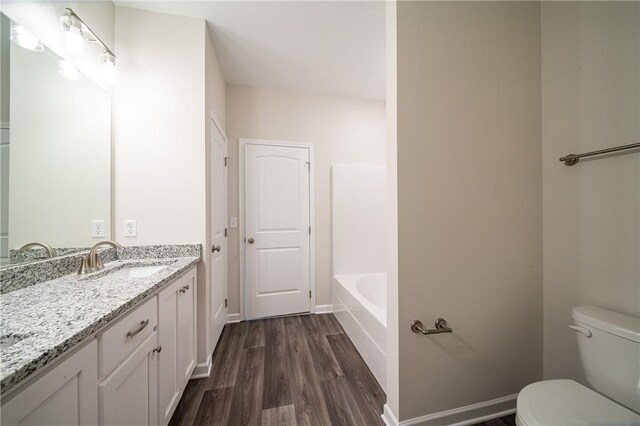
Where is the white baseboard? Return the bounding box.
[190,354,212,379]
[382,394,517,426]
[382,404,400,426]
[226,308,332,321]
[314,304,334,314]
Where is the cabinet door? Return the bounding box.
[178,269,197,389]
[157,278,183,425]
[98,331,158,426]
[1,341,98,426]
[158,268,197,425]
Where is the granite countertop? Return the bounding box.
[0,254,199,395]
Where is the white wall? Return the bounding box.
[206,26,226,130]
[113,6,226,365]
[395,1,542,422]
[332,165,386,276]
[541,2,640,382]
[114,6,205,245]
[226,84,386,314]
[9,42,111,248]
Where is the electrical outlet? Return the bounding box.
[124,220,137,237]
[92,220,105,238]
[230,217,238,228]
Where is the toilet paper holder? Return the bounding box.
[411,318,453,335]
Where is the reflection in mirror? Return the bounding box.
[0,13,111,267]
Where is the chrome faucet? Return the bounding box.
[19,242,55,258]
[78,240,121,275]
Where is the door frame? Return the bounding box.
[239,138,316,321]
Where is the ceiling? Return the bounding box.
[114,1,386,101]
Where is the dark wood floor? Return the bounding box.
[473,414,516,426]
[169,313,386,426]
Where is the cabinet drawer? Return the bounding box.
[98,297,157,379]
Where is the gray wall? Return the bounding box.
[396,1,543,420]
[541,1,640,382]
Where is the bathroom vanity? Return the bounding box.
[0,245,200,426]
[0,10,202,425]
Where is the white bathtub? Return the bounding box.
[333,273,386,390]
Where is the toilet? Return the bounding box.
[516,306,640,425]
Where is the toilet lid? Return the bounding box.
[517,380,640,425]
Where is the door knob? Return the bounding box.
[212,245,221,252]
[247,237,255,244]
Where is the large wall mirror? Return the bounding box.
[0,13,111,266]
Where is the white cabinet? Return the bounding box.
[177,270,196,388]
[1,265,198,426]
[98,331,159,426]
[157,278,181,424]
[1,340,98,426]
[98,297,157,379]
[158,269,197,425]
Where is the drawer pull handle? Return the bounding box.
[153,345,162,354]
[179,284,190,293]
[126,319,149,338]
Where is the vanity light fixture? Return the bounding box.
[101,52,119,85]
[58,60,81,80]
[60,8,119,84]
[9,22,44,52]
[61,9,85,55]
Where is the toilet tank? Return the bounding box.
[572,306,640,413]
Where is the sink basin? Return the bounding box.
[102,265,167,280]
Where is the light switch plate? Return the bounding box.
[92,220,105,238]
[230,217,238,228]
[124,220,137,237]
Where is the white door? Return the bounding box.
[244,143,311,319]
[210,120,227,347]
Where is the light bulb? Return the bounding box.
[58,60,81,80]
[64,25,85,55]
[101,53,119,85]
[10,23,44,52]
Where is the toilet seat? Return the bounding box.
[516,379,640,426]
